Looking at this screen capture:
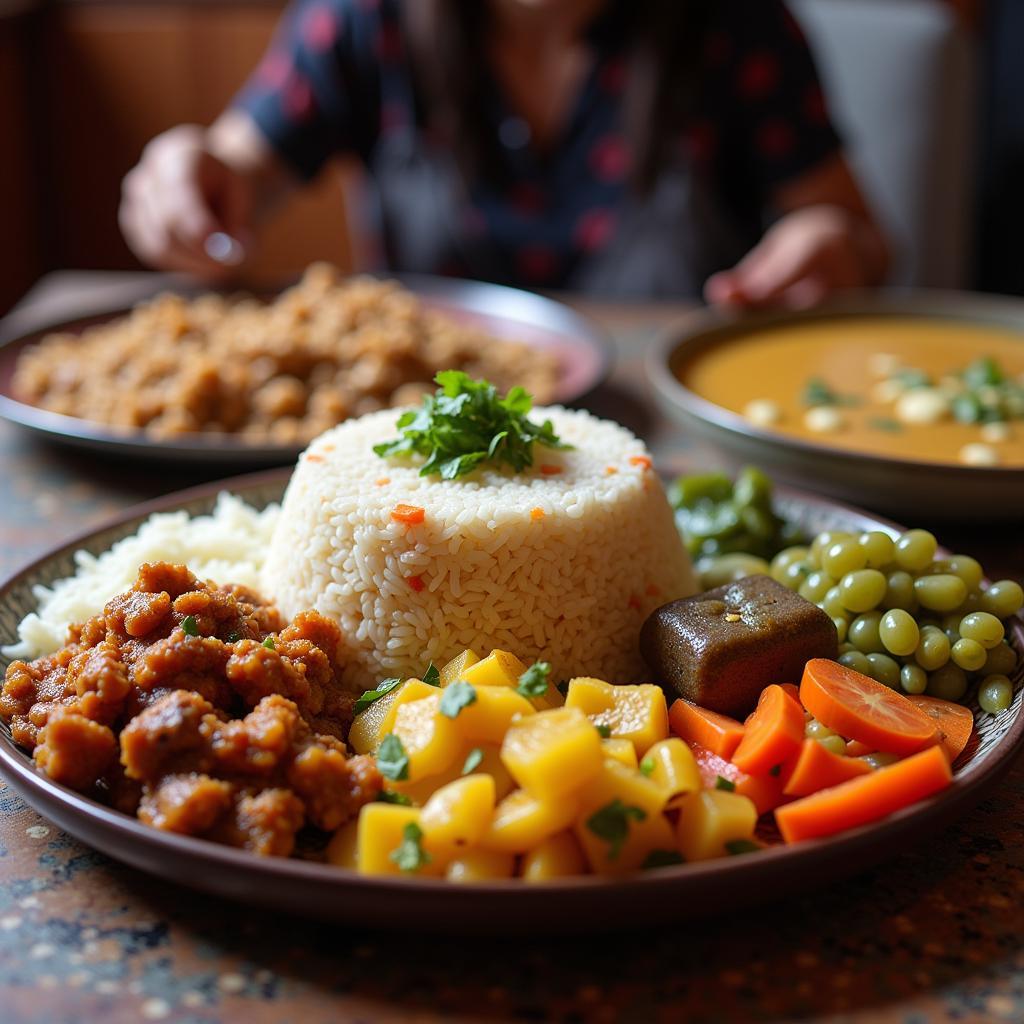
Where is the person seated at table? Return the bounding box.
[119,0,889,306]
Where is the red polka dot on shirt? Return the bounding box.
[588,135,631,182]
[756,118,796,159]
[283,74,315,121]
[803,85,829,125]
[302,5,341,52]
[510,182,546,216]
[516,245,559,281]
[574,208,615,251]
[599,57,627,95]
[375,21,403,62]
[256,50,291,90]
[738,53,781,100]
[686,119,718,165]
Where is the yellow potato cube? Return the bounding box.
[456,685,535,744]
[521,831,587,882]
[440,648,480,687]
[675,789,758,862]
[480,787,578,853]
[460,649,528,689]
[602,738,639,769]
[574,805,677,876]
[419,774,496,855]
[500,707,604,802]
[579,757,668,818]
[446,848,516,882]
[390,743,515,804]
[356,804,444,877]
[325,818,359,870]
[349,679,438,755]
[565,677,669,755]
[643,739,701,807]
[391,694,461,782]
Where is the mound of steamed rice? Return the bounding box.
[261,406,696,690]
[3,493,279,660]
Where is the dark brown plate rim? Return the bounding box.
[1,467,1021,926]
[645,288,1024,479]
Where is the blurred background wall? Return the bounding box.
[0,0,1014,314]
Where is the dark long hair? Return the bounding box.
[404,0,713,194]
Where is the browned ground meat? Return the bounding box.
[1,562,378,856]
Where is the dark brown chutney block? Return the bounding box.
[639,574,838,718]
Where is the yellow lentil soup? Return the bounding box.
[679,316,1024,468]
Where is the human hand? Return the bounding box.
[704,205,885,310]
[119,124,254,279]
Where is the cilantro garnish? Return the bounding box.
[802,377,859,408]
[376,791,412,806]
[462,747,484,775]
[422,662,441,687]
[439,681,477,719]
[725,839,761,856]
[585,799,647,861]
[639,757,656,777]
[595,724,612,739]
[373,371,571,480]
[516,661,551,699]
[181,615,199,637]
[867,416,903,434]
[262,636,276,650]
[642,849,685,869]
[353,677,403,716]
[715,775,736,792]
[377,734,410,781]
[389,822,432,873]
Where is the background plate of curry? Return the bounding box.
[0,270,611,467]
[647,290,1024,521]
[1,469,1021,933]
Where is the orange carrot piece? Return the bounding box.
[529,507,545,521]
[844,740,874,757]
[407,575,425,592]
[669,699,746,760]
[800,659,939,756]
[775,744,952,843]
[783,739,874,797]
[539,465,563,476]
[907,695,975,763]
[690,743,788,816]
[731,684,805,775]
[780,683,802,704]
[391,504,426,525]
[629,455,653,469]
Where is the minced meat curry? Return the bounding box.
[0,561,381,856]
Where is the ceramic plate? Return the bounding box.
[1,470,1021,933]
[646,289,1024,521]
[0,274,612,467]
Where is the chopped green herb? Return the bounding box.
[422,662,441,687]
[376,791,412,806]
[556,679,570,697]
[595,724,612,739]
[439,680,477,719]
[180,615,199,637]
[641,849,685,869]
[802,377,859,408]
[373,371,571,480]
[768,764,782,778]
[585,799,647,861]
[353,677,403,716]
[462,747,484,775]
[389,822,432,873]
[516,661,551,699]
[963,356,1004,388]
[639,757,656,777]
[377,734,410,782]
[226,630,241,643]
[952,393,982,424]
[894,367,931,390]
[867,416,903,433]
[715,775,736,792]
[262,636,276,650]
[725,839,761,855]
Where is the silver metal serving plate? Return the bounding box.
[646,289,1024,521]
[1,469,1021,933]
[0,274,612,467]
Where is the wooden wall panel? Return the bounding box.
[40,2,352,287]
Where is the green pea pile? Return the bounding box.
[771,529,1023,714]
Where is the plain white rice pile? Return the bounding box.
[261,406,696,690]
[3,492,279,660]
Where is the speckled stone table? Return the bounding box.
[2,273,1023,1024]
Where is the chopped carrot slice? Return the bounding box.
[907,695,975,763]
[605,466,619,475]
[669,699,746,760]
[783,739,873,797]
[629,455,653,469]
[780,683,801,704]
[392,504,426,525]
[731,684,805,775]
[539,465,563,476]
[800,659,939,756]
[375,477,391,486]
[305,454,325,463]
[844,739,874,757]
[690,742,788,816]
[627,595,642,611]
[407,575,425,592]
[529,507,545,521]
[775,744,952,843]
